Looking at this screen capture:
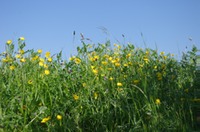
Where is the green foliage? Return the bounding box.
[0,38,199,131]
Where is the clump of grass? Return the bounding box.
[0,38,199,131]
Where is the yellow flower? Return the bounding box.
[73,94,79,100]
[143,56,149,63]
[111,60,116,63]
[28,80,33,85]
[94,92,98,99]
[100,74,104,77]
[69,56,75,61]
[37,49,42,54]
[41,116,51,123]
[109,77,113,81]
[92,69,98,74]
[155,99,161,105]
[44,64,48,68]
[82,83,86,87]
[47,57,52,62]
[160,52,165,55]
[128,62,133,66]
[101,61,108,65]
[45,52,51,58]
[39,58,45,62]
[44,69,50,75]
[108,57,113,61]
[115,62,121,67]
[19,50,24,54]
[133,80,140,85]
[39,61,44,66]
[91,65,95,69]
[19,37,25,41]
[31,56,39,61]
[108,68,112,71]
[117,82,122,87]
[39,102,43,106]
[9,65,15,70]
[126,53,131,58]
[74,58,81,64]
[124,63,128,67]
[2,58,8,63]
[163,56,167,60]
[6,40,12,45]
[93,55,99,61]
[20,58,26,63]
[56,115,62,120]
[115,58,120,62]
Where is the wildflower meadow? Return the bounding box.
[0,37,199,131]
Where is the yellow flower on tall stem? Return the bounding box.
[41,116,51,123]
[44,64,48,68]
[160,52,165,55]
[39,58,45,62]
[31,56,39,61]
[44,69,50,75]
[15,54,21,59]
[2,58,8,63]
[9,65,15,70]
[117,82,122,87]
[74,58,81,64]
[155,99,161,105]
[19,37,25,41]
[47,57,52,62]
[101,61,108,65]
[39,61,44,66]
[6,40,12,45]
[19,50,24,54]
[126,53,131,58]
[56,115,62,120]
[45,52,51,58]
[92,69,98,75]
[37,49,42,54]
[73,94,79,100]
[133,80,140,85]
[20,58,26,63]
[115,62,120,67]
[109,77,113,81]
[143,56,149,63]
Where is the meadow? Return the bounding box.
[0,37,199,131]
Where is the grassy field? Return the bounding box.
[0,37,199,131]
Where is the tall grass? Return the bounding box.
[0,38,199,131]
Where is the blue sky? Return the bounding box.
[0,0,200,59]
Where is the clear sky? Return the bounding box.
[0,0,200,59]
